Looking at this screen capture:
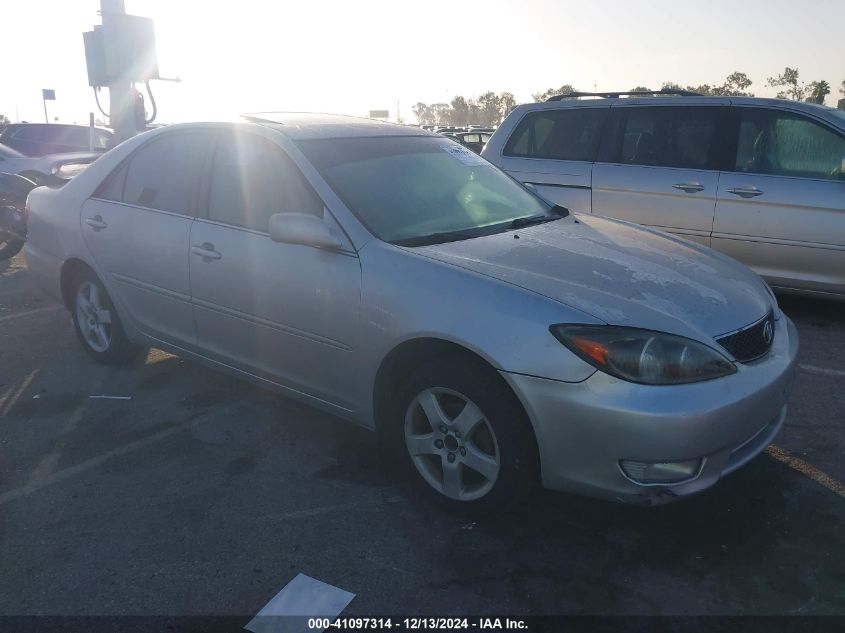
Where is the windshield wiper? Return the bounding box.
[392,229,480,247]
[509,205,569,229]
[510,214,560,228]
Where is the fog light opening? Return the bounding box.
[619,458,702,485]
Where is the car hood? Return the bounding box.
[411,214,773,340]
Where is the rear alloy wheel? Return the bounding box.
[404,388,500,502]
[71,272,145,364]
[75,280,113,353]
[392,356,538,513]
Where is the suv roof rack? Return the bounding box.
[546,89,703,102]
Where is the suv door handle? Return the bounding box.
[727,186,764,198]
[191,243,222,261]
[672,182,705,193]
[85,215,108,231]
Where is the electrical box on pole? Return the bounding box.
[83,0,161,142]
[83,16,159,87]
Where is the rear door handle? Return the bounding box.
[85,215,108,231]
[672,182,705,193]
[727,186,764,198]
[191,243,222,261]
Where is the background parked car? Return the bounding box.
[0,142,101,184]
[0,123,113,156]
[482,94,845,299]
[0,172,36,259]
[452,130,494,153]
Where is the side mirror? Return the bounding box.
[268,213,342,251]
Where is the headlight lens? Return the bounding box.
[550,325,736,385]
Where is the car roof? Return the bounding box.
[517,95,836,112]
[510,96,845,128]
[242,112,436,140]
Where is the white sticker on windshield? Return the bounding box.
[441,144,488,166]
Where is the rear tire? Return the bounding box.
[388,354,539,514]
[70,270,146,364]
[0,235,24,260]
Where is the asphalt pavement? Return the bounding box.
[1,251,843,621]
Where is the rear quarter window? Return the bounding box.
[503,108,607,161]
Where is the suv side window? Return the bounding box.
[735,108,845,180]
[121,132,211,214]
[503,108,606,161]
[207,133,323,232]
[618,106,720,170]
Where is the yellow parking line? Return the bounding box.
[0,370,37,417]
[766,445,845,498]
[0,305,64,323]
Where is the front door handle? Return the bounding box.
[727,186,764,198]
[672,182,705,193]
[85,215,108,231]
[191,243,222,261]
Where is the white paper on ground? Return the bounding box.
[244,573,356,633]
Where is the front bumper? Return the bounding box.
[503,314,799,505]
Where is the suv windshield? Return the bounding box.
[296,135,558,245]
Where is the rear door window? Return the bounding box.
[734,108,845,180]
[121,132,211,214]
[503,108,607,161]
[618,106,721,170]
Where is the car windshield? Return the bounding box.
[296,135,557,245]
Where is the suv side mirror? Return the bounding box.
[269,213,342,251]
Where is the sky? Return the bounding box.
[2,0,844,126]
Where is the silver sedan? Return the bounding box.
[24,114,799,511]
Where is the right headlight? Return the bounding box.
[550,325,736,385]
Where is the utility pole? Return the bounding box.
[100,0,136,143]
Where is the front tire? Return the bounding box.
[70,271,145,364]
[390,355,539,514]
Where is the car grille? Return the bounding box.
[716,311,775,362]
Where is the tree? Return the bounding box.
[806,80,831,105]
[476,92,502,126]
[412,102,434,126]
[0,114,9,128]
[839,80,845,111]
[717,71,753,96]
[532,84,577,102]
[661,72,753,97]
[767,67,806,101]
[429,103,452,126]
[630,86,652,93]
[687,84,715,95]
[499,92,517,121]
[450,96,470,126]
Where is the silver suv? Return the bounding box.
[483,93,845,299]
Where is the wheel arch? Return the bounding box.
[60,257,98,309]
[371,336,533,441]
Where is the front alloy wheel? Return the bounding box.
[404,388,501,502]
